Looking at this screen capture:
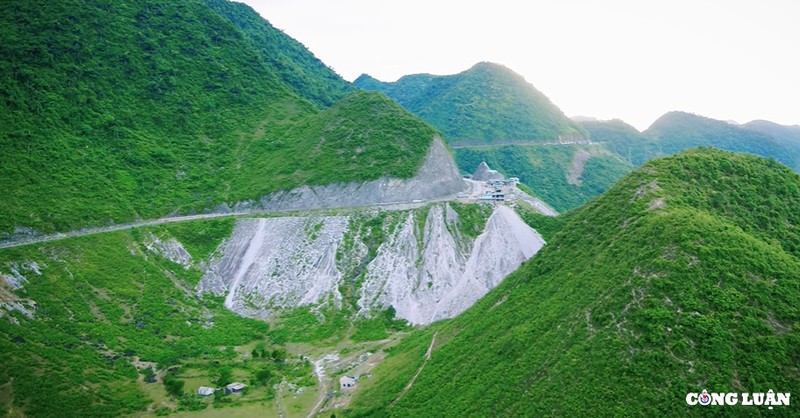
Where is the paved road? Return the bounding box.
[449,140,603,149]
[0,200,437,250]
[0,212,246,250]
[0,184,556,250]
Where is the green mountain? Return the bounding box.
[349,149,800,417]
[0,220,263,418]
[455,144,632,212]
[0,0,436,236]
[356,62,632,212]
[354,62,587,142]
[743,120,800,150]
[644,112,800,171]
[579,118,661,166]
[202,0,355,107]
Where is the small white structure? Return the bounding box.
[197,386,215,396]
[340,376,356,390]
[224,382,247,395]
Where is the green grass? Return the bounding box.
[447,202,494,239]
[0,224,274,417]
[162,218,236,261]
[163,402,277,418]
[514,205,566,241]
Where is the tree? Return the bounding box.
[271,348,287,363]
[215,367,233,387]
[163,374,185,398]
[255,367,273,386]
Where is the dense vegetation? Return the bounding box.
[743,119,800,150]
[0,202,500,417]
[348,149,800,417]
[580,119,661,166]
[456,144,632,212]
[0,0,435,236]
[355,62,587,141]
[0,219,282,417]
[645,112,800,171]
[202,0,355,107]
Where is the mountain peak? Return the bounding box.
[355,62,587,141]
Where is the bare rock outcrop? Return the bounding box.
[198,204,545,325]
[472,161,505,182]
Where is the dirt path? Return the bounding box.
[390,331,437,406]
[450,140,600,148]
[275,381,287,418]
[308,353,339,418]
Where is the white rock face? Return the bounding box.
[198,216,349,316]
[358,205,544,324]
[144,233,193,269]
[199,204,545,324]
[1,261,42,321]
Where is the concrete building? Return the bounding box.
[197,386,215,396]
[224,382,246,395]
[340,376,356,390]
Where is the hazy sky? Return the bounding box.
[240,0,799,130]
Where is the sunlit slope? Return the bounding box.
[356,62,586,142]
[0,0,436,235]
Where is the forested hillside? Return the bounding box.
[0,0,436,236]
[644,112,800,171]
[743,119,800,150]
[202,0,355,107]
[355,62,586,141]
[349,149,800,417]
[579,118,661,166]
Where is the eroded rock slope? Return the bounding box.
[198,204,545,324]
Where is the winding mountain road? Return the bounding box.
[0,182,555,250]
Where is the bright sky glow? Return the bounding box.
[240,0,800,130]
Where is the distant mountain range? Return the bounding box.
[580,112,800,172]
[358,63,800,212]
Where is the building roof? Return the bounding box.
[340,376,356,384]
[226,382,246,391]
[198,386,215,395]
